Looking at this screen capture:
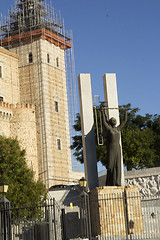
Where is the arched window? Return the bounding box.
[0,96,3,102]
[47,54,50,63]
[29,52,33,63]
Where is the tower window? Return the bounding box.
[56,57,59,67]
[54,101,59,112]
[47,54,50,63]
[29,52,33,63]
[0,97,3,102]
[57,139,61,150]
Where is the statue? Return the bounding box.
[102,109,127,186]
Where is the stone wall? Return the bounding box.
[124,167,160,197]
[0,102,39,180]
[0,47,20,104]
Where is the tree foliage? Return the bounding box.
[0,136,47,204]
[120,104,160,170]
[71,104,160,170]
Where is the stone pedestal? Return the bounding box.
[89,186,143,237]
[125,186,143,234]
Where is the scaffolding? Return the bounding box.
[0,0,82,186]
[0,0,71,49]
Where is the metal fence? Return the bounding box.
[0,198,62,240]
[0,194,91,240]
[0,193,160,240]
[90,193,160,240]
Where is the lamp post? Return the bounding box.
[79,177,87,191]
[79,177,91,239]
[0,181,11,240]
[0,182,9,195]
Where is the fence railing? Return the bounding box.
[90,193,160,240]
[0,198,62,240]
[0,193,160,240]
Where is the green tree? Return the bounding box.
[71,111,107,166]
[0,136,47,205]
[120,104,160,170]
[71,104,160,170]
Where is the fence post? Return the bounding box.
[53,198,57,240]
[123,191,129,240]
[86,194,92,240]
[61,208,66,240]
[80,191,92,239]
[0,197,11,240]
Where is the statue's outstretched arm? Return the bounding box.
[119,110,127,129]
[102,109,111,130]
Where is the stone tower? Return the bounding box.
[0,0,74,188]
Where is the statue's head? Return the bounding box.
[109,117,117,127]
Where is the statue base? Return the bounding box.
[89,185,143,237]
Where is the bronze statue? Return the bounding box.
[102,110,127,186]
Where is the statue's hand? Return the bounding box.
[99,107,103,112]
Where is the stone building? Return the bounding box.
[0,0,81,188]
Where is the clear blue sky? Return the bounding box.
[56,0,160,116]
[1,0,160,116]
